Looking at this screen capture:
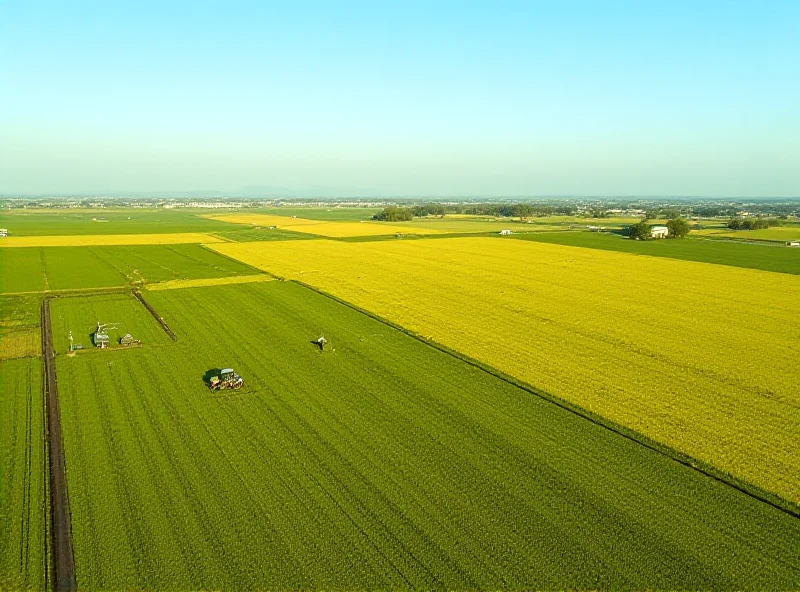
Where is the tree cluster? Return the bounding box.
[666,217,691,238]
[628,217,691,240]
[410,204,446,217]
[372,206,413,222]
[726,217,780,230]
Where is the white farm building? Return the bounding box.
[500,229,512,235]
[650,226,669,239]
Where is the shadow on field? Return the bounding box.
[202,368,222,387]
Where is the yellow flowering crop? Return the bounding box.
[0,233,224,248]
[145,274,274,291]
[208,213,442,237]
[212,237,800,503]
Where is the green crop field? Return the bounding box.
[512,231,800,274]
[0,245,258,294]
[0,209,241,236]
[694,224,800,242]
[0,358,49,591]
[53,282,800,590]
[211,227,317,242]
[49,293,174,354]
[248,206,383,221]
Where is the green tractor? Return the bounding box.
[208,368,244,391]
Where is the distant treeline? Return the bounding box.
[374,203,577,220]
[726,218,782,230]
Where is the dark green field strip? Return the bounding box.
[249,207,383,221]
[0,358,49,591]
[55,281,800,590]
[0,245,262,295]
[87,244,258,283]
[210,228,318,242]
[0,248,49,293]
[511,231,800,274]
[0,211,242,236]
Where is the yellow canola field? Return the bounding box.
[145,274,274,291]
[0,233,224,248]
[207,213,443,237]
[212,237,800,504]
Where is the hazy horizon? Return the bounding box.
[2,1,799,197]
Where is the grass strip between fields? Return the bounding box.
[145,274,275,291]
[290,278,800,519]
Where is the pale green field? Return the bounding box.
[694,225,800,242]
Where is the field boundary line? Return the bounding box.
[132,290,177,341]
[1,285,132,297]
[291,279,800,519]
[199,243,275,275]
[40,297,77,592]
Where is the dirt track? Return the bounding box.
[41,297,77,592]
[133,290,177,340]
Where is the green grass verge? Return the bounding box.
[55,281,800,589]
[511,231,800,274]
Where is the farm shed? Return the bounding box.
[93,332,110,348]
[500,229,512,235]
[650,226,669,239]
[0,228,7,237]
[787,241,800,247]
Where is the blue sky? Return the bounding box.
[1,1,798,196]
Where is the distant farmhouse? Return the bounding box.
[650,226,669,239]
[500,229,512,235]
[0,228,7,237]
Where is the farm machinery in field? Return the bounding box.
[208,368,244,391]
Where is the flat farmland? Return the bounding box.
[0,232,223,248]
[513,231,800,274]
[0,245,257,294]
[0,358,48,591]
[54,282,800,589]
[49,293,173,354]
[693,225,800,242]
[0,210,241,236]
[245,207,383,221]
[208,214,444,237]
[212,238,800,504]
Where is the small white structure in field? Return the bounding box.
[788,241,800,247]
[650,226,669,239]
[0,228,7,237]
[500,229,512,236]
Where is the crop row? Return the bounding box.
[0,358,49,590]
